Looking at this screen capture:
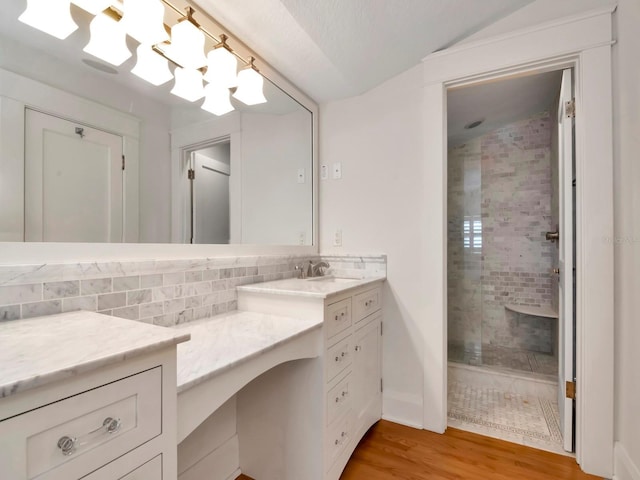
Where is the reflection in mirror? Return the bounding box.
[0,0,313,246]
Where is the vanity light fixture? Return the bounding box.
[17,0,268,109]
[204,34,237,88]
[131,45,174,86]
[71,0,112,15]
[233,57,267,105]
[19,0,78,40]
[201,83,234,116]
[171,67,205,102]
[83,13,132,66]
[165,7,208,70]
[122,0,169,45]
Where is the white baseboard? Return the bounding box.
[382,390,423,429]
[614,442,640,480]
[227,468,242,480]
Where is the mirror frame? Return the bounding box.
[0,0,318,264]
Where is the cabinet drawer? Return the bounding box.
[326,298,352,340]
[84,454,163,480]
[326,337,351,383]
[353,287,381,324]
[327,374,351,426]
[121,455,162,480]
[0,367,162,480]
[325,411,351,471]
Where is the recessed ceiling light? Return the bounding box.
[81,58,118,74]
[464,119,484,129]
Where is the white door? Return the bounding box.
[557,68,575,452]
[190,144,231,244]
[352,315,382,440]
[24,109,124,242]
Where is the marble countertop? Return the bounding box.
[236,275,385,299]
[0,311,190,399]
[173,310,322,393]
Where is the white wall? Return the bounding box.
[241,110,313,246]
[320,0,638,477]
[320,64,426,426]
[0,34,173,243]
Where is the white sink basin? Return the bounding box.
[306,276,360,283]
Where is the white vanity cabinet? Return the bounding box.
[324,286,382,480]
[237,278,384,480]
[0,312,188,480]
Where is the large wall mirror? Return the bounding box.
[0,0,315,247]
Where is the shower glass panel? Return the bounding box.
[447,111,559,376]
[447,139,483,365]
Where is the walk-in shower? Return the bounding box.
[445,70,569,454]
[447,110,558,377]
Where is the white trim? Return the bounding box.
[382,390,424,429]
[422,8,615,478]
[424,5,617,61]
[614,442,640,480]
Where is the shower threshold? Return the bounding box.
[448,343,558,378]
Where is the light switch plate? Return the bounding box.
[297,168,305,183]
[321,164,328,180]
[332,162,342,179]
[333,228,342,247]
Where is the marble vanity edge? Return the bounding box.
[0,312,190,399]
[236,276,386,299]
[175,317,323,394]
[0,254,386,286]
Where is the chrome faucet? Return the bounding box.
[308,260,330,277]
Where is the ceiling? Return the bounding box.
[194,0,533,103]
[447,70,563,146]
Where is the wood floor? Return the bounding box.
[239,420,600,480]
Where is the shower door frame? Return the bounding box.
[421,6,615,478]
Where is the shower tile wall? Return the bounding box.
[448,112,556,358]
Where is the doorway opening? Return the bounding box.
[445,68,576,455]
[184,137,232,244]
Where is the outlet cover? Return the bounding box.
[321,165,328,180]
[332,162,342,179]
[297,168,305,183]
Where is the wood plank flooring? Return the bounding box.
[238,420,600,480]
[340,421,600,480]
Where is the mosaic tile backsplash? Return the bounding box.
[0,254,386,325]
[448,111,557,355]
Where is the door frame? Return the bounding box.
[170,114,242,243]
[0,69,140,242]
[422,6,615,477]
[185,137,232,244]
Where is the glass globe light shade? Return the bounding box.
[19,0,78,40]
[170,67,205,102]
[83,14,132,66]
[131,45,173,86]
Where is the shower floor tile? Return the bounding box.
[448,343,558,376]
[447,381,566,455]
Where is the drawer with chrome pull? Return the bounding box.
[326,336,351,383]
[326,298,352,340]
[353,287,381,324]
[0,367,161,480]
[326,374,351,426]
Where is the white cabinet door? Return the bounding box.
[24,109,124,242]
[351,314,382,441]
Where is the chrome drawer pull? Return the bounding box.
[57,417,122,456]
